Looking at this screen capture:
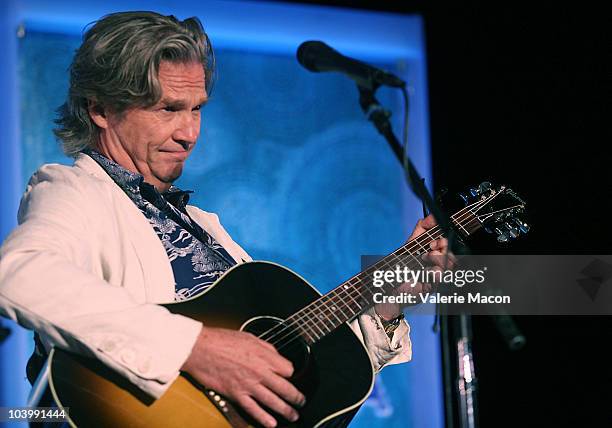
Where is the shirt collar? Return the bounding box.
[84,149,193,210]
[163,186,193,209]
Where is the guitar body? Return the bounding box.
[48,261,375,427]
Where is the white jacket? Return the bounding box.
[0,154,411,398]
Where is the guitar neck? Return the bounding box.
[281,206,483,346]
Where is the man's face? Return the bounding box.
[96,61,207,191]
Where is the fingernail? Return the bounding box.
[290,412,299,422]
[266,419,277,428]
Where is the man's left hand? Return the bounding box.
[375,214,455,321]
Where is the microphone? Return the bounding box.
[297,41,405,90]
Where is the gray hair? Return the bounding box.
[54,11,215,157]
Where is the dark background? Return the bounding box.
[286,2,610,426]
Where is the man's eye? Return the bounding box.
[193,104,203,111]
[162,106,177,112]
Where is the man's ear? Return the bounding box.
[88,100,108,129]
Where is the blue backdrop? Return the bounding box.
[0,1,441,426]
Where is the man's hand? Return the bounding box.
[375,214,455,320]
[181,326,306,428]
[413,215,455,271]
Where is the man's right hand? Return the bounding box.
[181,326,306,428]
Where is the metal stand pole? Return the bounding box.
[357,81,478,428]
[456,315,478,428]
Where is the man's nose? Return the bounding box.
[174,112,199,145]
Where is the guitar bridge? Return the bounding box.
[205,389,253,428]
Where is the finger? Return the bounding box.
[421,214,437,229]
[258,338,280,353]
[245,332,280,352]
[237,395,277,428]
[263,373,306,407]
[445,252,458,268]
[422,250,441,263]
[409,215,439,241]
[253,385,299,423]
[426,251,456,269]
[429,238,448,251]
[247,334,295,378]
[264,352,294,378]
[435,252,457,269]
[422,264,442,281]
[419,282,434,293]
[406,280,434,294]
[410,218,429,239]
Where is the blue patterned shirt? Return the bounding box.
[86,150,236,301]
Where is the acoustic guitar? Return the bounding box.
[47,182,528,427]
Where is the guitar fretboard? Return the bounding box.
[281,208,482,346]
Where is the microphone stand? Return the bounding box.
[357,84,477,428]
[357,86,455,238]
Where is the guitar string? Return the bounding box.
[258,197,490,348]
[268,214,484,353]
[259,197,488,348]
[257,197,490,348]
[266,212,483,352]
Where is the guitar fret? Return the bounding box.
[286,318,315,343]
[345,278,360,289]
[328,305,343,324]
[330,294,354,327]
[309,324,325,340]
[314,304,334,333]
[335,287,358,316]
[414,239,427,255]
[298,325,315,343]
[303,324,320,342]
[321,294,344,325]
[305,306,328,338]
[456,221,469,236]
[362,283,374,303]
[301,306,323,340]
[329,292,351,321]
[343,287,362,312]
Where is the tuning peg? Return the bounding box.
[459,192,469,204]
[505,222,519,239]
[469,187,479,197]
[497,232,510,243]
[478,182,492,193]
[495,227,510,243]
[514,218,530,234]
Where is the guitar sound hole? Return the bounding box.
[241,316,311,379]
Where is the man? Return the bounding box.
[0,11,448,427]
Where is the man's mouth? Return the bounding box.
[159,150,189,161]
[160,142,190,153]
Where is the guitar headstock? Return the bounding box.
[457,182,529,243]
